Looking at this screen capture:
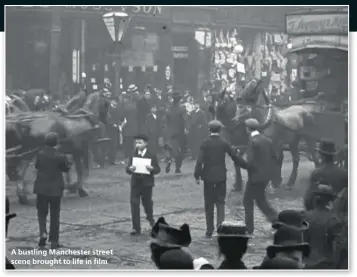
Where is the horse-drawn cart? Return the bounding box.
[285,8,348,168]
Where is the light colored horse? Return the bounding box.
[232,79,320,189]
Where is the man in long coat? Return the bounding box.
[164,91,188,174]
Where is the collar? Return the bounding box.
[138,148,147,156]
[251,130,260,137]
[196,108,200,113]
[210,133,220,136]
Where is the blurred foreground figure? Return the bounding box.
[6,196,16,270]
[216,221,251,269]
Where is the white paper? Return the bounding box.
[153,65,158,72]
[132,157,152,175]
[237,63,245,73]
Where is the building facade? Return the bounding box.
[6,6,300,100]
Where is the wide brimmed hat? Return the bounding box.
[134,133,149,142]
[267,226,311,258]
[315,139,338,155]
[127,84,138,93]
[151,217,192,248]
[272,210,309,231]
[215,221,252,238]
[259,256,303,269]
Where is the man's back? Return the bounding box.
[194,135,247,183]
[246,133,275,183]
[34,147,70,197]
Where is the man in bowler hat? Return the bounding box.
[126,134,160,235]
[194,120,248,238]
[216,221,252,269]
[34,132,70,249]
[304,139,348,211]
[259,225,311,269]
[243,118,278,235]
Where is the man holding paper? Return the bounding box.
[126,134,161,236]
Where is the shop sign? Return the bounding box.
[64,6,167,17]
[172,46,189,59]
[286,13,348,35]
[290,35,348,51]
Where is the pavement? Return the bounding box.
[5,155,314,270]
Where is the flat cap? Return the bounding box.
[245,118,260,129]
[208,120,223,130]
[44,132,58,147]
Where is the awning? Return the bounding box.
[289,35,348,53]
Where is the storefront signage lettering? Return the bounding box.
[286,13,348,35]
[65,6,165,16]
[290,35,348,51]
[172,46,189,59]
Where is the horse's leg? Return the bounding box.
[305,137,319,167]
[17,160,31,205]
[271,149,284,188]
[233,165,243,192]
[285,138,300,190]
[72,153,89,197]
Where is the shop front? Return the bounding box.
[286,8,348,111]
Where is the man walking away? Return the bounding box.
[126,134,161,236]
[194,120,248,238]
[34,132,70,249]
[243,118,278,235]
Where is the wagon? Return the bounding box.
[284,8,348,168]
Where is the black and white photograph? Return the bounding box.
[4,5,349,270]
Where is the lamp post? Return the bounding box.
[102,12,130,97]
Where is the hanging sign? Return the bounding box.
[165,66,171,80]
[286,12,348,35]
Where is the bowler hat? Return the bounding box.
[215,221,252,238]
[245,118,260,129]
[272,210,309,231]
[208,120,223,131]
[315,139,337,155]
[134,133,149,142]
[151,217,192,248]
[159,248,194,269]
[127,84,138,93]
[267,226,311,258]
[44,132,58,147]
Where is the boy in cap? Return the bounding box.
[34,132,71,248]
[304,139,348,211]
[126,134,161,235]
[216,221,251,269]
[243,118,278,235]
[194,120,248,238]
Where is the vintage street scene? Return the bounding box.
[5,5,348,270]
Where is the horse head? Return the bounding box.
[233,78,273,130]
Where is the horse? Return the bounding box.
[5,107,109,204]
[230,79,320,189]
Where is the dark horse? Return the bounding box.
[6,111,108,204]
[214,79,319,191]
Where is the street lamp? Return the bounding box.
[102,11,130,97]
